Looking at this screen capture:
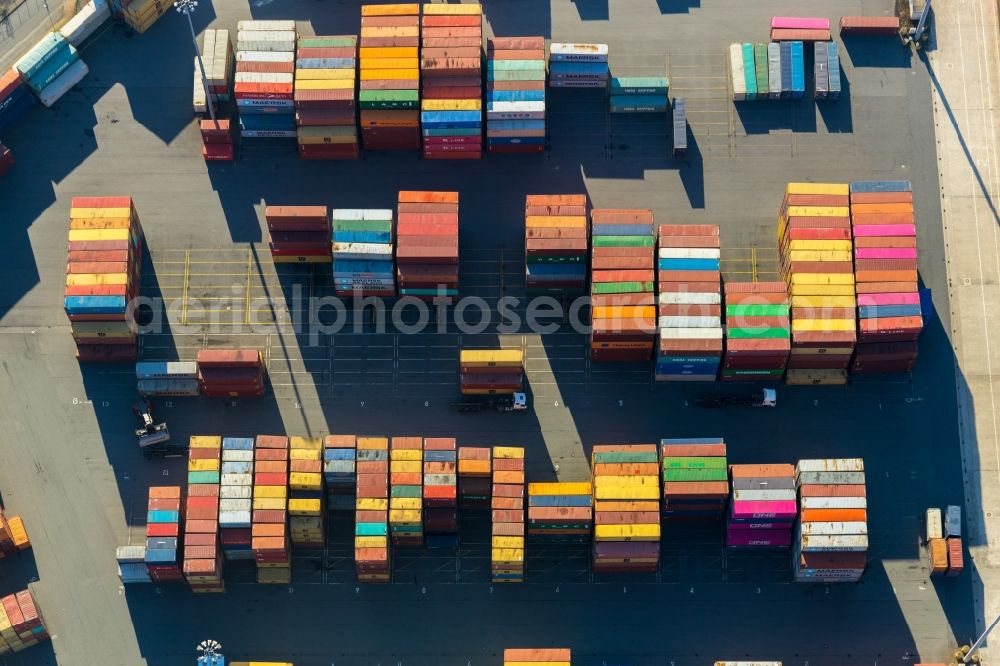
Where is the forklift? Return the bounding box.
[133,399,183,459]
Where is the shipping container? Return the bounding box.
[237,23,297,139]
[592,444,660,571]
[492,446,526,581]
[295,35,359,159]
[794,458,867,582]
[422,6,482,158]
[548,43,609,87]
[397,191,459,301]
[727,464,796,548]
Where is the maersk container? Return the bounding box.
[790,41,805,99]
[730,44,745,101]
[767,42,781,100]
[549,42,609,62]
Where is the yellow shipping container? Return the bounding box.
[288,498,322,515]
[786,240,853,251]
[67,228,132,241]
[459,349,524,366]
[360,46,418,58]
[190,436,222,448]
[390,449,422,461]
[492,536,524,549]
[356,498,388,510]
[528,482,592,496]
[290,436,323,450]
[290,449,320,461]
[361,3,419,16]
[66,272,129,286]
[70,320,134,336]
[358,437,388,449]
[295,79,354,90]
[390,497,422,510]
[789,284,857,296]
[790,295,857,308]
[360,68,419,81]
[525,215,587,228]
[360,58,419,70]
[787,250,852,262]
[69,206,133,219]
[289,472,322,488]
[360,26,420,38]
[423,3,482,14]
[594,524,661,541]
[422,99,482,111]
[784,206,851,218]
[493,446,524,459]
[792,319,856,332]
[390,460,421,473]
[252,497,286,510]
[594,485,659,500]
[188,458,220,472]
[788,273,855,286]
[491,547,524,562]
[254,486,288,499]
[594,476,658,488]
[69,218,134,230]
[295,68,356,81]
[785,182,849,196]
[355,535,388,548]
[389,509,421,522]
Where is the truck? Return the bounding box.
[695,388,777,408]
[449,392,529,413]
[133,400,184,458]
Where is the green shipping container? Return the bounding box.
[593,452,658,464]
[610,76,669,95]
[332,219,393,232]
[721,368,786,377]
[592,281,654,294]
[188,471,220,484]
[592,236,654,247]
[726,327,790,339]
[300,36,356,48]
[356,522,388,536]
[487,60,546,71]
[661,456,728,469]
[754,43,769,96]
[391,485,421,498]
[662,468,729,482]
[726,304,787,317]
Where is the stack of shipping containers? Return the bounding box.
[458,447,491,509]
[660,438,728,521]
[459,349,524,395]
[199,119,234,162]
[722,281,791,381]
[355,436,391,582]
[193,29,233,117]
[136,362,199,397]
[252,435,291,585]
[485,37,546,153]
[491,446,526,583]
[505,649,571,666]
[235,21,297,141]
[423,437,459,547]
[726,464,797,549]
[289,437,325,549]
[331,208,396,298]
[145,486,184,584]
[324,435,358,511]
[65,196,142,363]
[396,190,460,301]
[197,349,266,397]
[265,205,332,264]
[589,209,656,362]
[420,4,483,159]
[849,181,922,373]
[591,444,660,572]
[794,458,868,583]
[524,194,588,296]
[295,35,359,159]
[729,41,804,100]
[122,0,168,33]
[656,224,722,380]
[389,437,424,547]
[548,43,609,88]
[526,482,593,544]
[0,589,50,656]
[184,436,223,593]
[0,510,29,556]
[813,42,841,100]
[609,75,669,113]
[770,17,832,41]
[117,546,151,584]
[13,33,82,103]
[779,183,855,384]
[220,437,254,562]
[359,4,421,151]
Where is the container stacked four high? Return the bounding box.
[355,437,391,582]
[656,224,722,380]
[486,37,546,153]
[266,205,332,264]
[849,181,923,373]
[359,4,421,150]
[722,281,791,381]
[794,459,868,583]
[389,437,424,547]
[295,36,360,159]
[548,43,609,88]
[527,482,593,544]
[420,4,483,159]
[396,191,459,301]
[459,349,524,395]
[491,447,526,583]
[332,208,396,297]
[591,445,660,572]
[236,21,297,140]
[65,196,143,363]
[184,436,224,593]
[524,194,588,295]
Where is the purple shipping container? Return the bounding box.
[726,521,787,531]
[726,528,793,548]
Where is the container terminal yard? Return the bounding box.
[0,0,998,665]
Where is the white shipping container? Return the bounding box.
[220,486,253,499]
[799,533,869,552]
[220,473,252,487]
[135,361,198,380]
[325,461,355,473]
[219,510,252,527]
[730,44,745,101]
[926,508,943,539]
[796,458,864,473]
[658,292,721,305]
[658,316,722,328]
[234,72,293,84]
[221,450,254,462]
[797,471,866,485]
[487,101,545,113]
[236,51,294,63]
[39,59,89,108]
[116,545,146,562]
[332,242,393,257]
[238,19,296,32]
[364,209,394,220]
[238,30,296,42]
[549,42,609,61]
[658,248,721,259]
[221,461,252,474]
[659,328,723,339]
[58,0,111,47]
[219,499,251,512]
[799,521,868,536]
[733,489,797,502]
[800,497,867,510]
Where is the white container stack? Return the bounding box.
[58,0,111,47]
[116,546,151,583]
[194,29,234,115]
[794,458,868,583]
[548,43,609,88]
[236,20,298,140]
[220,437,255,561]
[135,362,200,396]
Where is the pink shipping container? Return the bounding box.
[771,16,830,30]
[858,292,920,306]
[852,224,917,237]
[855,248,918,259]
[730,500,798,521]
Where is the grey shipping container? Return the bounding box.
[780,41,792,99]
[732,477,796,491]
[945,505,962,538]
[672,97,687,154]
[767,42,782,99]
[827,42,841,99]
[796,471,866,485]
[137,378,200,396]
[814,41,828,100]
